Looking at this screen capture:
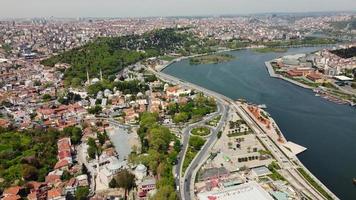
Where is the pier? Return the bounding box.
[264,61,313,89]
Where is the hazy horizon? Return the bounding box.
[0,0,355,19]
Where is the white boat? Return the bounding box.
[258,104,267,109]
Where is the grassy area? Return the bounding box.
[291,77,320,88]
[182,136,206,173]
[182,149,198,174]
[258,149,272,156]
[227,131,250,137]
[267,162,285,181]
[159,55,176,61]
[254,47,288,53]
[189,54,235,65]
[191,127,210,136]
[206,115,221,126]
[297,168,333,200]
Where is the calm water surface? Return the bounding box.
[163,47,356,200]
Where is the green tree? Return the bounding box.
[173,112,189,123]
[151,185,177,200]
[63,126,82,145]
[87,138,97,159]
[42,94,52,101]
[109,178,117,188]
[97,132,107,145]
[75,186,89,200]
[189,136,206,151]
[87,146,97,159]
[87,105,102,114]
[21,164,38,181]
[115,170,136,200]
[61,170,72,181]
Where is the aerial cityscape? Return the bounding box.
[0,1,355,200]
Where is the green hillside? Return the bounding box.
[41,28,208,87]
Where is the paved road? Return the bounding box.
[181,102,229,200]
[233,103,338,200]
[149,66,337,200]
[173,102,224,198]
[76,143,96,196]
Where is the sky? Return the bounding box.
[0,0,355,18]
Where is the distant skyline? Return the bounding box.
[0,0,355,19]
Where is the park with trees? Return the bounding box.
[168,93,217,124]
[0,126,82,193]
[128,112,180,200]
[40,28,209,87]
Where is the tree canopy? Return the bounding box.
[41,28,205,87]
[0,127,81,191]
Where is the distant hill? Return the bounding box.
[330,46,356,59]
[41,28,205,86]
[330,17,356,30]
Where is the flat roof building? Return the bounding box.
[197,181,274,200]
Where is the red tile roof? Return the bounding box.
[45,174,61,185]
[2,195,21,200]
[47,188,62,199]
[3,186,22,196]
[58,150,71,160]
[54,159,69,170]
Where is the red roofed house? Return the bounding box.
[45,174,61,186]
[47,188,65,200]
[166,86,179,97]
[54,159,70,170]
[0,118,10,128]
[2,186,24,200]
[54,137,73,170]
[2,195,21,200]
[26,181,48,200]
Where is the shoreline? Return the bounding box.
[152,53,339,199]
[264,60,356,107]
[264,60,313,89]
[158,43,336,72]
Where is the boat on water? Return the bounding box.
[258,104,267,109]
[315,94,320,97]
[352,178,356,185]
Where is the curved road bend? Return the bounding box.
[174,101,224,197]
[181,101,229,200]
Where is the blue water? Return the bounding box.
[163,48,356,200]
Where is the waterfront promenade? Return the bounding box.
[148,61,339,199]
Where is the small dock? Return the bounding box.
[281,141,307,158]
[264,61,313,89]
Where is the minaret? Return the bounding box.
[86,67,90,85]
[100,68,103,81]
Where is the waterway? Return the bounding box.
[163,47,356,200]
